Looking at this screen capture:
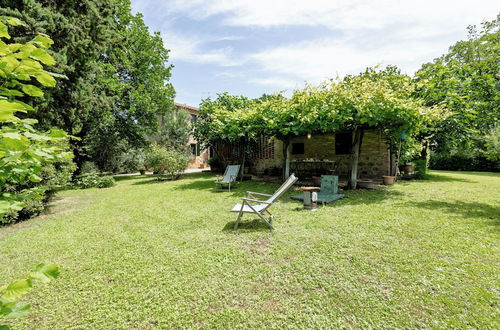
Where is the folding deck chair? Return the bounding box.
[215,165,240,191]
[231,174,298,230]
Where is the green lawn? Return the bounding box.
[1,171,499,328]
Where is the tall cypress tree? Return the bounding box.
[0,0,175,169]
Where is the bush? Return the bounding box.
[0,190,47,225]
[119,148,147,173]
[75,173,115,189]
[429,153,499,172]
[412,159,428,179]
[207,157,221,172]
[483,126,500,162]
[96,176,116,188]
[80,161,99,174]
[40,159,77,192]
[145,144,189,180]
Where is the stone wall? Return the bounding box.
[249,129,390,179]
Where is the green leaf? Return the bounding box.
[31,264,60,283]
[0,100,28,121]
[0,22,10,39]
[29,174,42,182]
[6,17,26,27]
[0,87,23,97]
[4,301,30,319]
[1,279,32,301]
[35,72,56,87]
[30,49,55,66]
[2,132,21,140]
[31,35,53,48]
[21,84,43,97]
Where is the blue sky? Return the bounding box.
[131,0,499,107]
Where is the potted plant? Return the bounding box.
[382,175,396,185]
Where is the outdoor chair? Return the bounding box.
[231,174,298,230]
[215,165,241,191]
[291,175,344,205]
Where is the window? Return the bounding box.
[190,114,198,124]
[190,143,197,156]
[291,142,304,155]
[335,132,352,155]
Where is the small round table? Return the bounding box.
[298,186,321,211]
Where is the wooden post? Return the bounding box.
[348,126,364,190]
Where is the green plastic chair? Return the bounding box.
[291,175,344,204]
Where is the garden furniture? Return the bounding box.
[231,174,298,230]
[291,175,344,205]
[215,165,240,191]
[297,186,320,211]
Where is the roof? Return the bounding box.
[174,102,199,111]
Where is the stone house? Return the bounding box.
[217,129,391,180]
[157,102,210,169]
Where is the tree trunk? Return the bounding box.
[283,137,291,179]
[389,142,394,176]
[420,139,429,161]
[240,142,246,180]
[348,126,364,190]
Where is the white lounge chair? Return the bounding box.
[231,174,298,230]
[215,165,241,191]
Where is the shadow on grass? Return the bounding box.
[430,170,500,178]
[130,172,208,186]
[222,219,273,232]
[113,174,144,182]
[174,173,284,197]
[425,173,476,183]
[411,200,500,226]
[318,187,404,208]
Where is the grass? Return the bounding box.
[0,170,499,328]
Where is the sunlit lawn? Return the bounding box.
[1,170,498,328]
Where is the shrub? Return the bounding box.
[119,148,147,173]
[96,176,116,188]
[145,144,189,180]
[413,159,428,179]
[483,126,500,162]
[207,157,221,172]
[75,173,115,189]
[40,159,77,192]
[80,161,99,174]
[429,153,499,172]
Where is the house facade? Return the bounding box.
[216,129,392,179]
[173,103,210,169]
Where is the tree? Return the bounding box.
[0,16,71,221]
[415,14,499,167]
[194,93,260,177]
[0,0,175,171]
[155,109,191,153]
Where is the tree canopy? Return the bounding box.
[0,15,71,219]
[0,0,175,170]
[415,14,499,163]
[194,66,444,185]
[195,66,442,153]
